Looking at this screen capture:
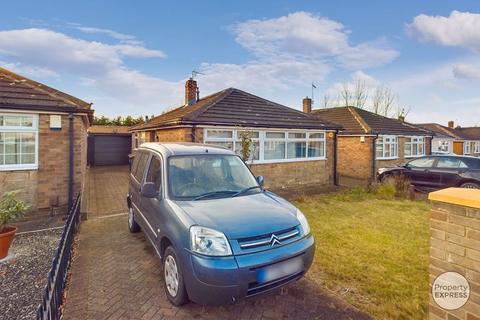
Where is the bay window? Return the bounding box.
[203,128,326,163]
[0,113,38,170]
[376,136,398,159]
[404,137,425,157]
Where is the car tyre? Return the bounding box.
[163,246,189,306]
[128,206,141,233]
[460,182,480,189]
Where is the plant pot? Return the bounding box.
[0,226,17,259]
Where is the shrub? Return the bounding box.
[373,174,412,199]
[0,192,29,233]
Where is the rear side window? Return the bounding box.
[436,157,468,169]
[408,157,435,168]
[145,156,162,191]
[133,152,149,182]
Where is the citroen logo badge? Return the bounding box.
[270,234,281,246]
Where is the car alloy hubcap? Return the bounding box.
[128,207,133,228]
[165,255,179,297]
[464,183,478,189]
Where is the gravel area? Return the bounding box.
[0,228,62,320]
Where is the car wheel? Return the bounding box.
[163,246,188,306]
[128,206,141,233]
[460,182,480,189]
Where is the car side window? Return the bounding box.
[146,156,162,191]
[133,152,149,182]
[436,157,461,168]
[408,157,435,168]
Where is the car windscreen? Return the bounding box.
[168,154,259,199]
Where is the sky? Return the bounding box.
[0,1,479,126]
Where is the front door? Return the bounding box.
[453,141,464,155]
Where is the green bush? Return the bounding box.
[0,192,29,233]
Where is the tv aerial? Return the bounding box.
[191,70,205,79]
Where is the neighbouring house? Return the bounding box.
[417,121,480,156]
[416,122,463,154]
[455,125,480,157]
[0,67,93,219]
[87,125,131,166]
[130,79,341,192]
[310,106,433,186]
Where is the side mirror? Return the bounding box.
[256,175,265,187]
[141,182,158,198]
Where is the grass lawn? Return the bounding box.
[294,189,430,320]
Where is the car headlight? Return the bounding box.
[296,209,311,236]
[190,226,232,256]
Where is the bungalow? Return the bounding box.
[0,67,92,219]
[309,106,433,186]
[455,125,480,157]
[417,121,480,156]
[130,79,341,192]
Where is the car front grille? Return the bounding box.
[237,226,301,251]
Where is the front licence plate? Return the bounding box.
[256,257,303,284]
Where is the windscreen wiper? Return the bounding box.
[233,186,262,197]
[193,190,237,201]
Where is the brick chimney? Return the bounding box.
[448,120,454,128]
[303,97,312,113]
[185,78,198,106]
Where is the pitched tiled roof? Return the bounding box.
[456,127,480,140]
[415,123,460,139]
[132,88,341,131]
[88,125,131,135]
[0,67,92,112]
[312,106,431,136]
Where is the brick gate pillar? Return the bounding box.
[428,188,480,319]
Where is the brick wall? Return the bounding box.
[336,136,374,184]
[0,113,88,219]
[429,189,480,319]
[336,136,432,186]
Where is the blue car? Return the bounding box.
[127,143,315,306]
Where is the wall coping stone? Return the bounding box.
[428,188,480,209]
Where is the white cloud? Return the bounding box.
[452,63,480,80]
[0,28,175,115]
[76,26,145,46]
[233,11,399,69]
[407,11,480,52]
[198,59,330,94]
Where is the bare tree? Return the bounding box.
[371,86,396,116]
[372,86,384,114]
[340,82,352,107]
[353,79,368,109]
[322,94,331,109]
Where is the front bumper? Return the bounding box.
[182,234,315,305]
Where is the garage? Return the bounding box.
[88,126,131,166]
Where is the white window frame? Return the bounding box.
[474,141,480,153]
[203,127,327,164]
[464,141,472,155]
[0,113,39,171]
[404,136,426,158]
[436,139,451,153]
[376,135,398,160]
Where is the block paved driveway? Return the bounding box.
[62,166,371,320]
